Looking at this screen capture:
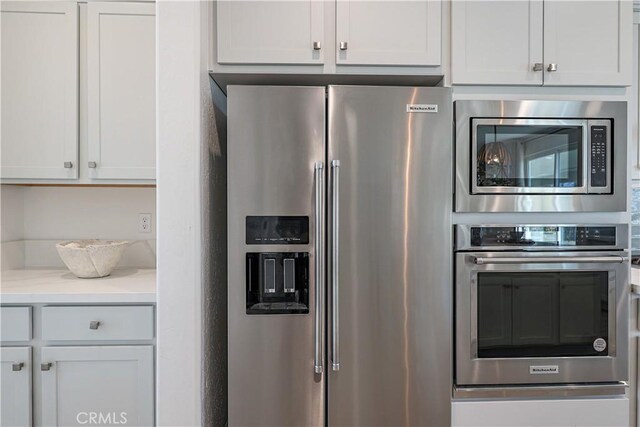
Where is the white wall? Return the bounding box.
[0,186,156,269]
[21,187,155,240]
[156,1,211,426]
[1,185,24,242]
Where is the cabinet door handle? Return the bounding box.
[89,320,101,330]
[64,161,73,168]
[41,362,52,371]
[12,362,24,371]
[532,63,543,72]
[547,63,558,72]
[339,41,348,51]
[88,161,97,168]
[313,41,321,50]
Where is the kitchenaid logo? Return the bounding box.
[76,412,128,425]
[529,365,559,375]
[406,104,438,113]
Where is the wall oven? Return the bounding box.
[455,100,627,212]
[455,225,629,396]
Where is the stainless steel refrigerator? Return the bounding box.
[227,85,452,426]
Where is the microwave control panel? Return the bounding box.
[590,125,608,188]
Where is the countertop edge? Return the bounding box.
[0,292,156,305]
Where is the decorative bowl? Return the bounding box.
[55,240,129,278]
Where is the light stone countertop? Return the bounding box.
[0,268,156,304]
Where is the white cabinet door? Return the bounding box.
[1,347,32,427]
[87,2,156,180]
[451,0,543,85]
[336,0,441,66]
[1,2,78,179]
[543,0,632,86]
[217,1,324,64]
[41,346,154,426]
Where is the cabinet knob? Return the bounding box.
[312,41,321,50]
[532,63,543,72]
[339,41,348,51]
[41,362,52,371]
[547,63,558,72]
[12,362,24,371]
[89,320,101,330]
[88,161,97,168]
[64,161,73,169]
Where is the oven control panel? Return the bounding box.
[468,225,617,248]
[590,125,608,188]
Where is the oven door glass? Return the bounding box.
[477,271,609,358]
[473,119,586,193]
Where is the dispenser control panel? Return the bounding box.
[246,216,309,245]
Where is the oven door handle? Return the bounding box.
[473,256,627,265]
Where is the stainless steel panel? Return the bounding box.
[456,224,629,252]
[455,250,629,386]
[454,382,628,399]
[455,100,627,212]
[328,86,452,426]
[227,86,325,427]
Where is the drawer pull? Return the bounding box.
[41,362,52,371]
[89,321,101,330]
[12,362,24,371]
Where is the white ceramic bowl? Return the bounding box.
[56,240,129,278]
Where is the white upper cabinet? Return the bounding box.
[452,0,632,86]
[1,347,32,427]
[217,1,324,64]
[335,0,441,66]
[543,1,632,86]
[87,2,156,180]
[451,0,543,85]
[1,1,79,179]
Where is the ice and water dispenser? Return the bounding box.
[245,216,310,314]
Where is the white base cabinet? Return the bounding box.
[452,398,630,427]
[0,305,155,427]
[0,347,32,427]
[41,346,154,426]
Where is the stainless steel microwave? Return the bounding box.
[455,100,627,212]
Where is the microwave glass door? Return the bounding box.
[472,119,587,194]
[477,271,609,358]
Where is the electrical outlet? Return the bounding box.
[139,213,152,233]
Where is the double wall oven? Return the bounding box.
[455,100,627,213]
[455,225,630,397]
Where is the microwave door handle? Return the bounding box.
[473,256,627,265]
[314,162,325,375]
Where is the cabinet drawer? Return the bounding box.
[0,307,32,342]
[42,306,154,341]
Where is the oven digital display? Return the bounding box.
[470,226,616,247]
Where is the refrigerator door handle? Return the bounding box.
[314,161,325,375]
[331,160,341,371]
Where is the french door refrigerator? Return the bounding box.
[227,85,452,426]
